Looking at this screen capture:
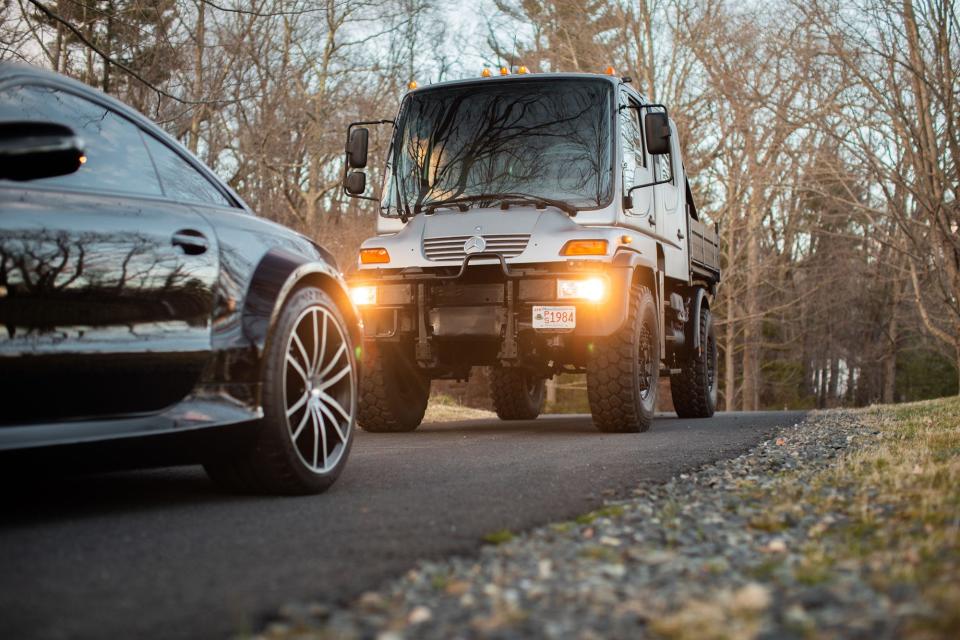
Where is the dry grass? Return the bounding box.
[423,393,496,423]
[809,396,960,638]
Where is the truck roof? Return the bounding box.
[406,71,647,102]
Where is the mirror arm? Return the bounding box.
[627,176,672,196]
[342,119,395,201]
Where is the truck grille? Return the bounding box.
[422,234,531,261]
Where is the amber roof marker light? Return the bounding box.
[407,80,418,90]
[481,68,492,77]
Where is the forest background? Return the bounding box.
[2,0,958,411]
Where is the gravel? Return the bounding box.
[254,409,917,639]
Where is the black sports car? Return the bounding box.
[0,64,359,495]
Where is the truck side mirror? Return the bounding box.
[346,127,369,169]
[344,171,366,195]
[644,112,671,155]
[0,121,85,181]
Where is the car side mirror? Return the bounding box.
[344,171,366,195]
[0,121,85,181]
[346,127,369,169]
[644,112,671,155]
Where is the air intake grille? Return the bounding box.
[422,234,531,262]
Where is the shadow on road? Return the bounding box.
[0,466,240,529]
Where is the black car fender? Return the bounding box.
[241,248,361,364]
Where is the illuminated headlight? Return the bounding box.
[557,277,606,302]
[350,285,377,306]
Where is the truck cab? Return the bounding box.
[344,71,720,433]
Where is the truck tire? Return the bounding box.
[489,367,545,420]
[357,342,430,432]
[670,304,718,418]
[587,284,660,433]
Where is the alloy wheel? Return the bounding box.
[282,306,355,474]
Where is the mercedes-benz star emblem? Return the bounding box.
[463,235,486,254]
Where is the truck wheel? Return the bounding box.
[587,284,660,433]
[489,367,545,420]
[358,343,430,432]
[670,304,718,418]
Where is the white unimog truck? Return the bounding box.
[342,70,720,433]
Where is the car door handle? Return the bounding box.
[172,229,209,255]
[677,229,685,240]
[648,216,656,226]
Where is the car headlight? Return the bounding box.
[557,277,606,302]
[350,285,377,306]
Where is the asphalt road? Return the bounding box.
[0,411,805,640]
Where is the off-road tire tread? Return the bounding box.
[670,304,716,419]
[586,285,658,433]
[489,368,544,420]
[357,345,428,432]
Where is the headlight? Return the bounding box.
[557,277,606,302]
[350,285,377,306]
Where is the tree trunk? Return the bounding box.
[188,1,206,155]
[741,209,761,411]
[828,357,839,407]
[882,313,898,404]
[724,305,736,411]
[956,344,960,397]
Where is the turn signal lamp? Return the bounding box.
[359,247,390,264]
[560,239,608,256]
[499,66,510,75]
[557,277,606,302]
[517,65,529,74]
[408,80,418,90]
[79,155,87,164]
[350,285,377,306]
[481,68,492,78]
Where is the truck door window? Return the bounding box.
[654,148,673,184]
[618,93,645,191]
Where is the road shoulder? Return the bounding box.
[256,398,960,639]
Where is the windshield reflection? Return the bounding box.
[385,79,613,215]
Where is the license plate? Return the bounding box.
[532,305,576,329]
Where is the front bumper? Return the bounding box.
[348,253,633,364]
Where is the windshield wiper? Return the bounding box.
[422,192,578,217]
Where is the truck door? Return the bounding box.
[652,120,688,280]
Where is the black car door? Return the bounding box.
[0,83,219,424]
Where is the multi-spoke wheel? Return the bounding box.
[204,286,356,495]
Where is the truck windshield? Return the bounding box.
[382,78,613,216]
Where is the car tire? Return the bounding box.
[489,367,545,420]
[586,284,660,433]
[357,342,430,432]
[204,286,356,495]
[670,303,718,418]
